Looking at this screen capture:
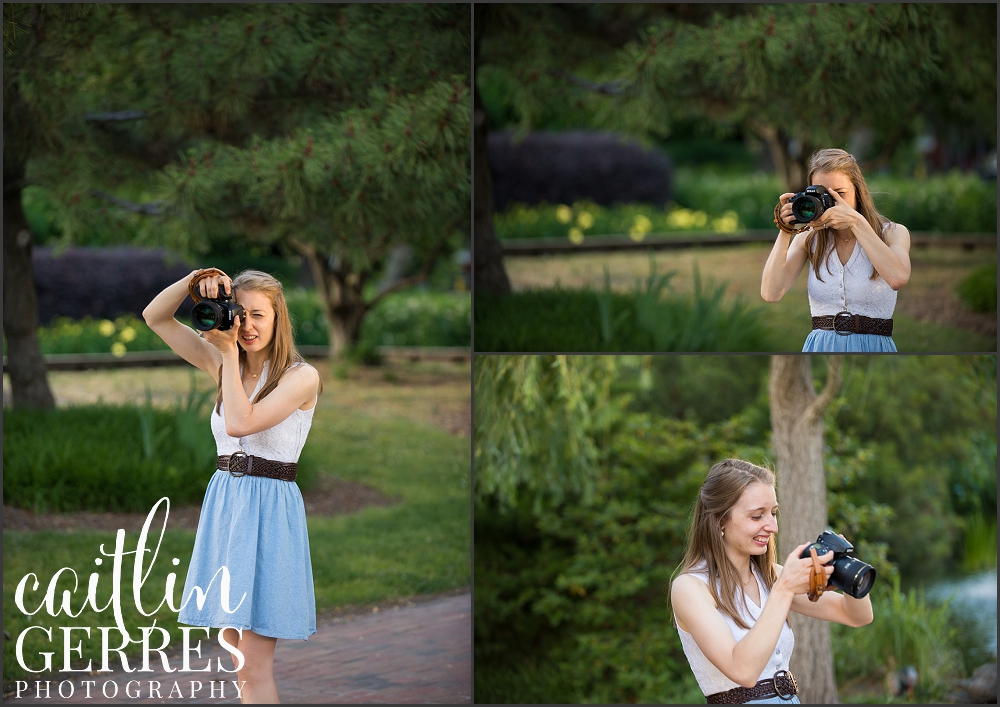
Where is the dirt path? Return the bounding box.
[6,592,472,704]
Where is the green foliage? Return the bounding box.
[832,574,965,702]
[475,264,768,353]
[31,314,171,356]
[475,355,997,701]
[495,199,741,242]
[479,5,995,172]
[493,171,998,238]
[474,356,619,513]
[956,263,997,314]
[3,398,215,512]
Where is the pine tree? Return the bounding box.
[473,3,995,293]
[4,4,470,405]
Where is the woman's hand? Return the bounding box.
[777,193,797,227]
[193,270,233,300]
[202,315,242,355]
[776,542,834,596]
[808,189,861,232]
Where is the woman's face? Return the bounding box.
[235,290,276,354]
[812,170,857,210]
[721,482,779,557]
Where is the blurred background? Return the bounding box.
[474,354,997,704]
[3,4,471,693]
[473,4,997,352]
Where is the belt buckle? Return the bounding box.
[832,310,853,336]
[228,451,248,478]
[772,670,795,700]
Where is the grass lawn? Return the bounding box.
[3,360,471,689]
[496,244,995,352]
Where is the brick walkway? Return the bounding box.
[7,593,471,705]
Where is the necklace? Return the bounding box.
[246,361,265,379]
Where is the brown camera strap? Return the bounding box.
[188,268,229,303]
[808,547,826,602]
[773,201,805,236]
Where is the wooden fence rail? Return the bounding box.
[2,346,470,372]
[500,231,997,256]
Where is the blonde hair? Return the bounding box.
[214,270,321,414]
[670,459,783,631]
[805,148,890,282]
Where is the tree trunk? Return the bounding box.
[3,177,56,409]
[472,9,511,296]
[750,122,811,192]
[769,355,843,705]
[296,247,369,357]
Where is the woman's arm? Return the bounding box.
[789,587,874,627]
[202,319,320,437]
[671,544,833,688]
[142,271,224,381]
[810,190,911,290]
[761,194,811,302]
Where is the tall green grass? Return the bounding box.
[832,574,965,702]
[475,262,768,352]
[961,511,998,573]
[3,375,217,512]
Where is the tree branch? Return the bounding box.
[547,68,627,96]
[805,355,843,424]
[364,238,445,311]
[89,189,165,215]
[85,110,148,123]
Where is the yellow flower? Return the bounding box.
[110,342,127,358]
[692,210,708,228]
[98,320,116,337]
[712,210,740,233]
[577,211,595,229]
[556,205,573,224]
[568,227,584,244]
[119,326,137,342]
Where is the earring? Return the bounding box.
[721,529,725,537]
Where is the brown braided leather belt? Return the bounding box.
[706,670,799,704]
[217,453,298,482]
[812,311,893,337]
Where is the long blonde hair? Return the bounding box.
[805,148,890,282]
[670,459,783,630]
[214,269,321,414]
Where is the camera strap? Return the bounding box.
[807,547,826,602]
[773,202,806,236]
[188,268,229,303]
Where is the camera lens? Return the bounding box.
[791,196,823,223]
[830,556,876,599]
[191,302,222,331]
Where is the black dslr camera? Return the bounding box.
[191,288,245,331]
[787,185,836,225]
[800,530,876,599]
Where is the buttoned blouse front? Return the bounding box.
[806,232,897,320]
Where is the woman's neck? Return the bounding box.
[244,351,269,377]
[723,545,754,583]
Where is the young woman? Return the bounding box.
[760,148,911,352]
[670,459,873,704]
[143,268,322,704]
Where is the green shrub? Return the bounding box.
[17,290,470,356]
[832,574,965,702]
[474,264,768,352]
[286,288,471,349]
[31,314,172,356]
[494,170,997,239]
[956,263,997,314]
[3,396,215,513]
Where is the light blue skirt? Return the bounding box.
[176,471,316,640]
[802,329,897,352]
[744,695,801,704]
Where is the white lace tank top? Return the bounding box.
[211,361,316,463]
[675,563,794,696]
[806,224,897,319]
